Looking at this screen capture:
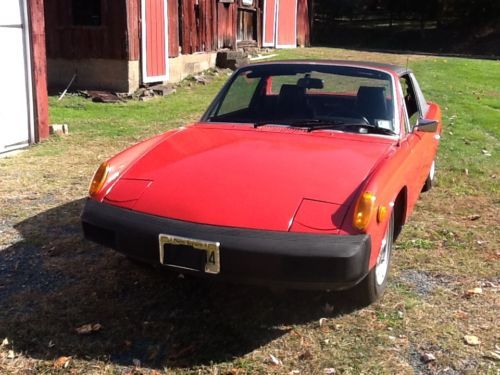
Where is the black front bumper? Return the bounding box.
[81,199,371,290]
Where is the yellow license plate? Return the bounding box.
[159,234,220,274]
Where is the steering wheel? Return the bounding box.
[326,109,370,125]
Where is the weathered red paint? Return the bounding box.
[44,0,128,59]
[297,0,310,47]
[167,0,179,57]
[217,2,237,49]
[28,0,49,141]
[263,0,277,46]
[144,0,167,78]
[127,0,141,60]
[276,0,297,47]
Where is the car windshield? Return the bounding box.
[204,63,396,135]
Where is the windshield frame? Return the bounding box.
[201,62,401,137]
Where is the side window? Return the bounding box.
[400,75,420,128]
[217,74,260,116]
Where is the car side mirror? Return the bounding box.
[414,118,438,133]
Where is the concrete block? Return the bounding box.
[50,124,69,136]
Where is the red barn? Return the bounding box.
[44,0,311,93]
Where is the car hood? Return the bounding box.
[106,124,395,231]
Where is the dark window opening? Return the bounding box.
[400,74,420,127]
[72,0,102,27]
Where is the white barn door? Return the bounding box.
[0,0,33,153]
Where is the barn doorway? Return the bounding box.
[237,1,258,47]
[0,0,34,153]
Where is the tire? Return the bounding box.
[348,212,395,306]
[422,160,436,192]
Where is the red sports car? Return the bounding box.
[82,61,441,305]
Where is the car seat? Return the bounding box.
[356,86,389,124]
[278,84,309,120]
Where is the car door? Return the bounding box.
[409,73,439,177]
[398,74,429,204]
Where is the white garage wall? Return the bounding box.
[0,0,34,153]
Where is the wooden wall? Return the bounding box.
[217,2,238,49]
[28,0,49,141]
[44,0,129,60]
[45,0,310,63]
[126,0,140,60]
[179,0,217,54]
[167,0,180,57]
[297,0,311,47]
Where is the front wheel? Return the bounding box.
[348,212,394,306]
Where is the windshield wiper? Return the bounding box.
[305,122,397,136]
[289,119,345,132]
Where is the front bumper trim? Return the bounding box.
[81,199,371,290]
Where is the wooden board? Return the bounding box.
[276,0,297,48]
[141,0,169,83]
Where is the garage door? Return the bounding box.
[0,0,33,153]
[263,0,297,48]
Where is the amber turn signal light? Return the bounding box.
[377,205,388,223]
[353,192,376,230]
[89,161,109,197]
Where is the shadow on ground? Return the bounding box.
[0,199,351,369]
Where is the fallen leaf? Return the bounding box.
[465,287,483,296]
[421,353,436,363]
[75,323,102,335]
[7,350,15,359]
[54,356,71,369]
[464,335,480,346]
[319,318,327,327]
[467,214,481,221]
[323,368,336,374]
[266,354,283,366]
[1,338,8,347]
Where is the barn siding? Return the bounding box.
[44,0,128,60]
[28,0,49,141]
[297,0,310,47]
[126,0,140,60]
[217,2,237,49]
[167,0,179,57]
[179,0,217,54]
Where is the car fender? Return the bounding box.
[90,127,186,202]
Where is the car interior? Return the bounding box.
[208,66,396,133]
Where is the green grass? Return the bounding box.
[0,48,499,375]
[49,74,226,140]
[411,58,499,195]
